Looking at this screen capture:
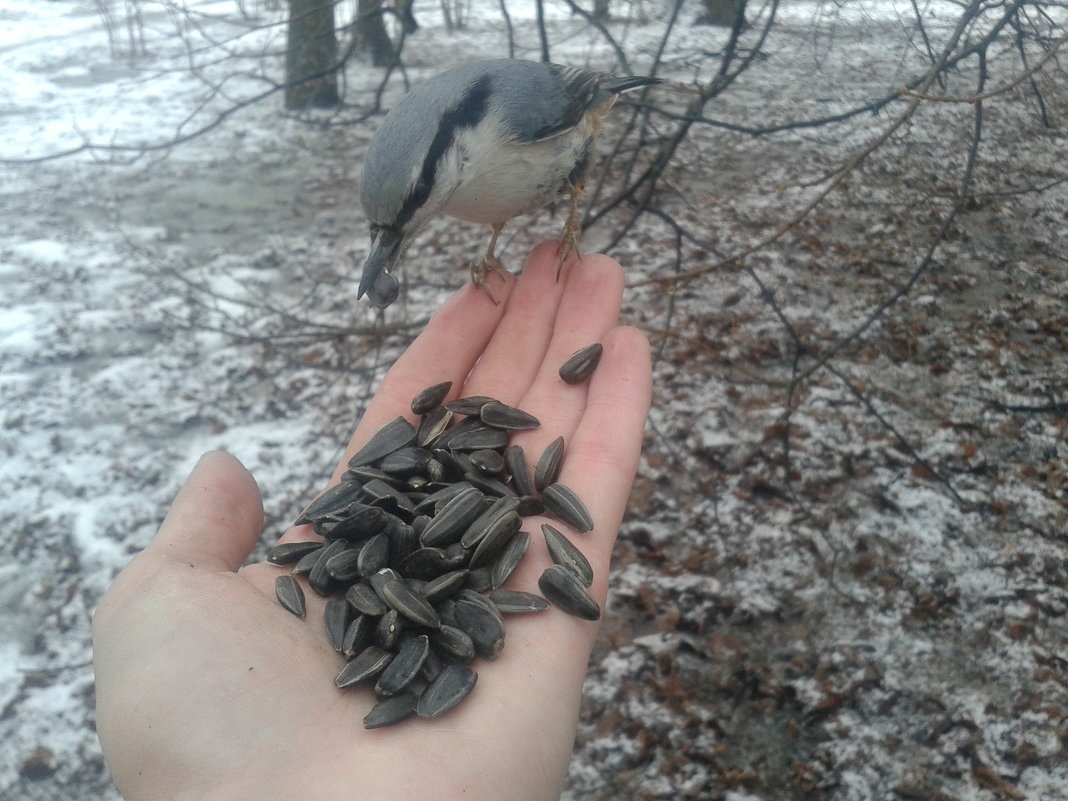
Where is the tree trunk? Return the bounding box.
[355,0,395,67]
[696,0,746,27]
[284,0,339,109]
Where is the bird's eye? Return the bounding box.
[410,182,430,206]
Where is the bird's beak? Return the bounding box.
[358,228,403,308]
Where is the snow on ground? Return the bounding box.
[1,0,1066,799]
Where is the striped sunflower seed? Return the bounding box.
[266,541,323,565]
[454,594,506,659]
[379,576,441,629]
[347,417,417,468]
[275,574,306,618]
[417,406,454,447]
[489,530,530,590]
[294,480,364,525]
[346,582,387,616]
[323,598,352,652]
[538,565,600,621]
[444,396,497,416]
[479,401,540,431]
[469,511,521,568]
[416,664,477,718]
[433,624,476,662]
[335,645,393,688]
[363,692,419,729]
[488,588,550,614]
[356,532,390,578]
[503,444,534,497]
[422,569,470,603]
[419,485,486,547]
[411,381,453,416]
[534,436,565,493]
[542,523,594,587]
[342,614,375,658]
[541,483,594,533]
[559,343,603,384]
[375,634,430,696]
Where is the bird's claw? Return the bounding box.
[471,256,505,305]
[556,209,583,280]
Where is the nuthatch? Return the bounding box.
[357,58,660,308]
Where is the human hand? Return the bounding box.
[92,242,652,801]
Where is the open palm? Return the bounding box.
[92,243,652,801]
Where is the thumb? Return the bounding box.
[144,450,264,572]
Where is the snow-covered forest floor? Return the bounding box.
[1,1,1065,799]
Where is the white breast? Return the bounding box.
[442,113,596,225]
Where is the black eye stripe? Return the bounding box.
[395,74,492,229]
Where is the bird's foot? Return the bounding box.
[556,210,583,280]
[470,255,505,305]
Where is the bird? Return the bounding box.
[356,58,661,309]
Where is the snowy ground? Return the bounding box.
[1,1,1066,799]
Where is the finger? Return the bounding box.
[144,451,264,572]
[506,325,652,592]
[562,326,652,554]
[507,253,625,455]
[460,241,580,400]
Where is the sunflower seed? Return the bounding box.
[433,624,476,662]
[294,480,364,525]
[375,608,404,650]
[357,532,390,578]
[444,396,496,416]
[490,530,530,589]
[290,544,324,577]
[534,436,565,493]
[325,547,363,582]
[454,594,506,659]
[379,446,432,477]
[461,495,521,549]
[399,547,451,580]
[324,598,352,652]
[416,664,477,718]
[346,582,387,616]
[266,541,323,565]
[538,565,600,621]
[275,574,306,618]
[309,538,350,596]
[503,444,534,497]
[362,479,416,515]
[423,569,470,603]
[559,343,603,384]
[380,577,441,629]
[488,588,550,614]
[446,423,510,452]
[419,485,486,547]
[468,448,505,476]
[347,417,417,468]
[363,692,419,729]
[469,511,521,568]
[542,523,594,586]
[464,472,516,498]
[318,504,388,540]
[417,406,454,447]
[541,483,594,533]
[480,401,540,431]
[335,645,393,688]
[342,614,375,657]
[411,381,453,416]
[375,634,430,696]
[368,567,401,597]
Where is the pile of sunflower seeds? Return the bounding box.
[269,344,605,729]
